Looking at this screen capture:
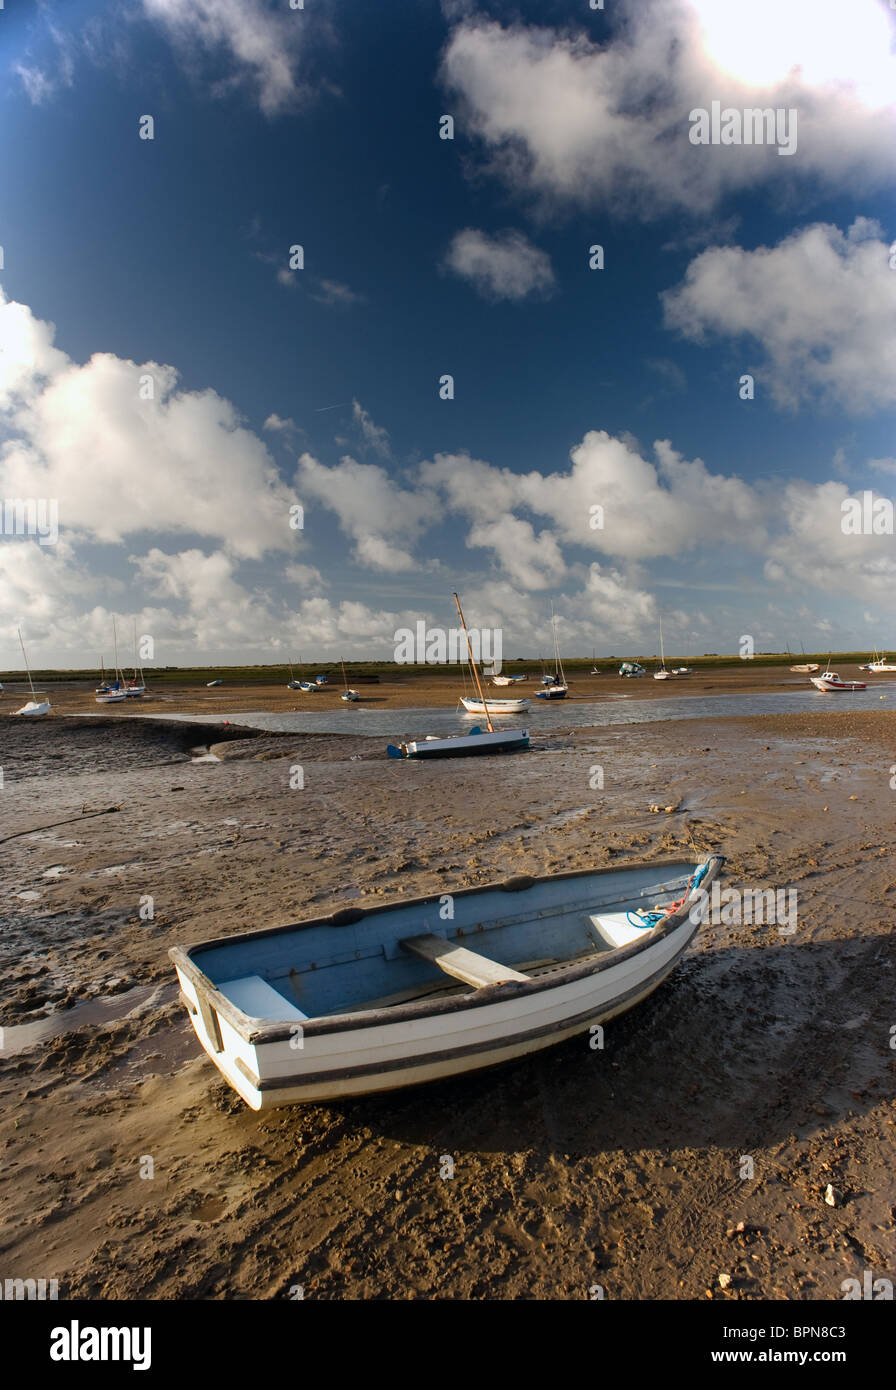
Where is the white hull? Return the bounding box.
[790,664,819,673]
[867,664,896,674]
[95,692,127,703]
[391,728,530,758]
[172,857,722,1109]
[654,670,672,680]
[15,700,51,716]
[460,697,529,714]
[810,674,867,691]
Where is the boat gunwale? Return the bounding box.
[170,854,723,1044]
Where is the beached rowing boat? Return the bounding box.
[170,854,724,1109]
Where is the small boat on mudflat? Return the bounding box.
[388,726,530,759]
[388,592,529,760]
[339,659,360,702]
[460,696,529,714]
[535,602,568,698]
[810,671,867,692]
[170,854,724,1110]
[14,627,51,716]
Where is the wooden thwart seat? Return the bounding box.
[399,933,529,989]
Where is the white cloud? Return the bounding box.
[351,400,390,458]
[662,220,896,411]
[443,228,555,301]
[310,279,365,308]
[0,291,302,560]
[466,515,566,590]
[142,0,308,116]
[441,1,896,216]
[295,452,439,572]
[869,457,896,475]
[421,432,764,574]
[763,481,896,599]
[263,413,297,433]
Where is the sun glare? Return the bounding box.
[689,0,896,107]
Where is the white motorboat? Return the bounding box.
[170,855,724,1109]
[810,671,867,692]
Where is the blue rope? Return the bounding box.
[626,860,709,929]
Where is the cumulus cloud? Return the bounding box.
[0,291,303,559]
[142,0,308,116]
[662,220,896,411]
[421,432,764,572]
[443,229,556,301]
[295,453,439,572]
[441,0,896,216]
[763,481,896,599]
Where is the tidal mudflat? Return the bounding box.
[0,707,893,1299]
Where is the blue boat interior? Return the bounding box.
[193,862,698,1022]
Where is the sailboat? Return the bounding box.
[387,594,529,759]
[460,693,529,714]
[125,620,146,697]
[654,617,673,680]
[95,617,128,702]
[535,603,569,698]
[286,660,303,691]
[866,652,896,673]
[340,660,360,702]
[14,627,51,716]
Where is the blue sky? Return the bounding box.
[1,0,895,666]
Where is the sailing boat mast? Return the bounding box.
[18,626,37,699]
[659,615,666,672]
[551,601,566,683]
[453,592,495,733]
[112,615,121,685]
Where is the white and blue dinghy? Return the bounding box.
[170,855,723,1110]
